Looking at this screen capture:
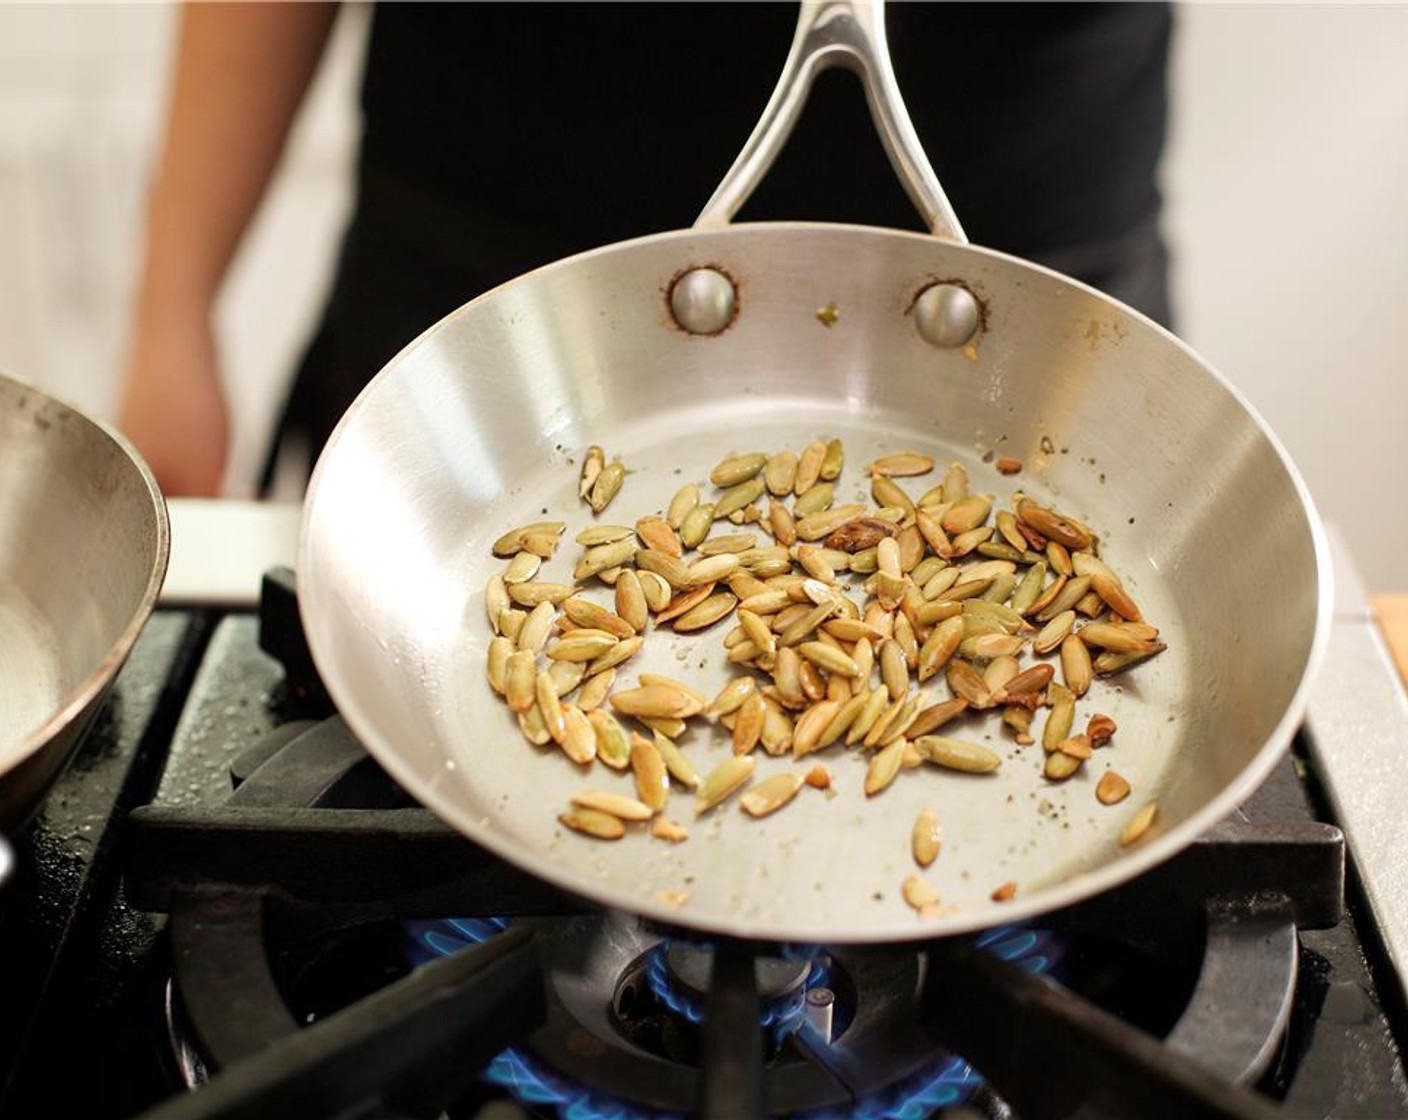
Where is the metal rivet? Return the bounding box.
[670,268,736,335]
[914,282,980,349]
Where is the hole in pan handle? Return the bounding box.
[694,0,967,242]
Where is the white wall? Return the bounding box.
[1164,4,1408,592]
[0,4,1405,588]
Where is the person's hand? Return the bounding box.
[117,307,229,497]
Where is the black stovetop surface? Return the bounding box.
[1,603,1406,1119]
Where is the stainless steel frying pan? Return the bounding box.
[0,372,169,830]
[299,1,1330,943]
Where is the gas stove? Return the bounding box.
[1,530,1406,1119]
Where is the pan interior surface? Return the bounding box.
[300,224,1326,942]
[0,375,168,785]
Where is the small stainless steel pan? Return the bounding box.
[0,373,169,830]
[298,1,1330,943]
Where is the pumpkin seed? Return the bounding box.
[769,500,797,546]
[586,708,630,768]
[793,483,835,519]
[667,484,700,529]
[870,476,915,517]
[1033,610,1076,655]
[865,739,907,795]
[1037,575,1092,623]
[679,503,715,548]
[589,460,626,514]
[1097,770,1132,805]
[820,438,845,481]
[548,658,587,697]
[486,636,514,695]
[1094,643,1168,676]
[506,650,537,713]
[698,532,758,556]
[1087,713,1118,747]
[796,641,860,679]
[915,735,1002,773]
[796,503,868,542]
[686,554,740,587]
[1010,561,1048,615]
[508,581,577,608]
[696,755,756,813]
[547,633,618,662]
[576,524,634,547]
[907,698,969,738]
[794,440,827,495]
[871,451,934,477]
[760,700,795,755]
[636,571,672,613]
[498,607,526,643]
[1077,622,1164,655]
[912,808,941,867]
[613,571,648,632]
[493,521,565,558]
[518,706,552,746]
[1058,733,1093,760]
[708,675,757,718]
[1060,634,1093,697]
[610,684,703,720]
[1042,685,1076,753]
[559,705,598,764]
[1016,498,1091,551]
[634,549,690,589]
[579,446,606,502]
[940,495,992,534]
[651,817,689,842]
[1120,803,1158,846]
[562,597,635,639]
[634,515,681,557]
[714,477,765,520]
[628,731,670,808]
[535,669,566,742]
[585,635,643,677]
[559,806,624,839]
[673,591,737,632]
[731,690,766,754]
[741,772,805,817]
[765,450,799,496]
[1043,750,1082,782]
[792,699,842,756]
[710,452,768,488]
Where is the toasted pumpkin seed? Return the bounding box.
[579,446,606,501]
[697,533,758,557]
[796,503,868,542]
[1037,575,1092,622]
[870,476,915,516]
[907,698,969,738]
[651,817,689,842]
[571,790,653,822]
[1044,750,1082,782]
[686,554,740,587]
[627,731,670,808]
[1010,561,1048,616]
[1120,803,1158,846]
[610,684,703,720]
[560,807,623,839]
[1033,610,1077,655]
[613,571,648,632]
[535,670,566,741]
[559,705,598,764]
[819,438,845,481]
[941,495,992,534]
[679,504,715,548]
[741,772,805,817]
[506,650,537,713]
[636,571,672,613]
[575,524,634,547]
[709,676,757,718]
[1016,498,1091,551]
[912,808,941,867]
[585,635,643,677]
[589,460,626,514]
[865,739,907,795]
[487,636,513,694]
[1077,622,1164,655]
[991,881,1017,902]
[1094,644,1167,675]
[760,701,795,755]
[915,735,1001,773]
[673,591,738,632]
[796,641,860,679]
[548,658,587,697]
[518,706,552,746]
[562,597,635,638]
[696,755,756,813]
[586,707,630,767]
[547,633,618,662]
[1058,733,1093,760]
[666,484,700,529]
[714,477,765,520]
[508,581,578,608]
[493,521,565,558]
[960,633,1026,661]
[710,452,768,488]
[918,616,965,682]
[486,574,511,632]
[1097,770,1132,805]
[1060,634,1093,697]
[634,548,690,589]
[792,483,834,519]
[1087,713,1118,747]
[634,515,681,557]
[871,451,934,477]
[768,500,798,546]
[498,607,526,643]
[794,440,827,495]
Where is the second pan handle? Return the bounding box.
[694,0,967,242]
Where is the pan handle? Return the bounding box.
[694,0,966,242]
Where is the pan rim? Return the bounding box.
[0,371,171,787]
[298,221,1334,943]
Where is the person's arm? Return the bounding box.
[118,2,339,497]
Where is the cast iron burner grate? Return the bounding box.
[121,570,1346,1120]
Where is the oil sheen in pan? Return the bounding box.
[0,575,67,764]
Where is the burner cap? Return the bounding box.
[664,942,811,1003]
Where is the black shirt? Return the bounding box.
[272,2,1172,479]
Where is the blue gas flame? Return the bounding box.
[403,919,1060,1119]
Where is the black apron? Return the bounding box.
[265,2,1173,489]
